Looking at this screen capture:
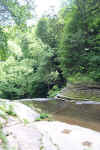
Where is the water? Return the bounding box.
[23,99,100,132]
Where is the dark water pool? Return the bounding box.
[22,99,100,132]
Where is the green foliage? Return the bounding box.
[59,0,100,82]
[5,104,16,116]
[0,130,8,149]
[36,15,66,90]
[40,146,44,150]
[0,103,16,118]
[40,113,49,119]
[48,85,60,97]
[0,0,100,100]
[36,18,48,45]
[1,0,33,26]
[0,27,8,60]
[0,110,7,120]
[36,16,60,48]
[0,28,50,99]
[23,118,29,125]
[68,73,94,84]
[0,56,34,99]
[35,113,49,121]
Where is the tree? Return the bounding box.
[36,15,66,88]
[0,0,35,26]
[0,0,35,60]
[0,27,8,60]
[59,0,100,82]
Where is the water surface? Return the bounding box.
[23,99,100,131]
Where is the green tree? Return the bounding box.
[36,15,66,89]
[0,27,8,60]
[0,0,34,26]
[59,0,100,82]
[0,28,49,99]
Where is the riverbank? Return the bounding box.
[57,82,100,101]
[0,100,100,150]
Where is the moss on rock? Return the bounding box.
[61,82,100,101]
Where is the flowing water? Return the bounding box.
[23,99,100,132]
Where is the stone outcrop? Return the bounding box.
[0,101,100,150]
[59,83,100,101]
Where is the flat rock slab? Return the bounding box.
[4,121,100,150]
[0,101,100,150]
[3,123,58,150]
[11,102,40,122]
[4,124,42,150]
[34,121,100,150]
[1,121,100,150]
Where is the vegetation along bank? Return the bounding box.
[0,0,100,100]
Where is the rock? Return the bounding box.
[4,124,42,150]
[11,102,40,123]
[0,101,100,150]
[6,116,20,127]
[0,117,6,125]
[34,121,100,150]
[3,123,59,150]
[60,83,100,101]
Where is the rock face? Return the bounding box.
[0,101,100,150]
[59,83,100,101]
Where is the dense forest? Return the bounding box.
[0,0,100,99]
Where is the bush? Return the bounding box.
[48,85,60,97]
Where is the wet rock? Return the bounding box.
[62,129,72,134]
[82,141,92,147]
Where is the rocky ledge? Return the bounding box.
[58,83,100,101]
[0,100,100,150]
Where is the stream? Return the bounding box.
[22,99,100,132]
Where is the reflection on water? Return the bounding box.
[23,100,100,131]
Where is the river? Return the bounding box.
[22,99,100,132]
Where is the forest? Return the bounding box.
[0,0,100,100]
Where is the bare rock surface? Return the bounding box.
[0,101,100,150]
[11,102,40,122]
[3,123,58,150]
[34,121,100,150]
[4,121,100,150]
[4,124,42,150]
